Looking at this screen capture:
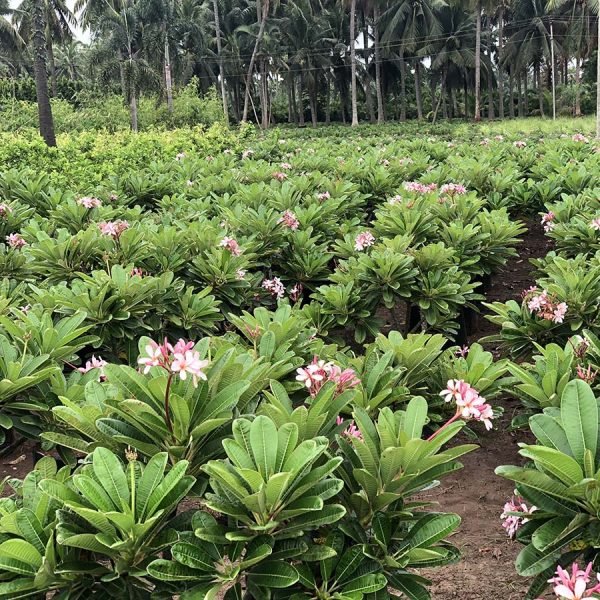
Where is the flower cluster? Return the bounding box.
[272,171,287,181]
[175,152,186,161]
[138,338,209,388]
[296,357,361,397]
[0,203,13,217]
[78,196,102,209]
[336,416,363,440]
[317,191,330,201]
[480,138,490,146]
[440,379,494,430]
[262,277,285,299]
[98,220,129,239]
[242,149,254,159]
[514,140,527,148]
[572,133,589,143]
[524,288,568,324]
[236,268,247,280]
[576,365,597,384]
[541,211,555,232]
[354,231,375,251]
[590,218,600,231]
[289,282,303,302]
[6,233,26,249]
[440,183,467,197]
[280,162,292,170]
[130,267,144,277]
[500,494,536,538]
[544,563,600,600]
[219,236,242,256]
[278,210,300,230]
[403,181,438,194]
[78,355,108,381]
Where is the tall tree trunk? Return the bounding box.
[373,3,384,123]
[517,69,523,117]
[487,18,494,120]
[474,0,482,121]
[523,69,528,115]
[463,77,469,119]
[535,61,544,117]
[362,20,375,123]
[451,87,458,117]
[575,53,582,117]
[118,50,127,104]
[212,0,228,122]
[498,8,504,119]
[597,10,600,139]
[129,75,138,132]
[164,31,174,113]
[290,74,298,123]
[350,0,358,126]
[298,70,305,126]
[508,64,515,118]
[45,24,57,98]
[308,59,317,127]
[399,48,406,121]
[325,70,331,124]
[414,60,423,119]
[260,61,269,129]
[32,0,56,146]
[242,0,269,122]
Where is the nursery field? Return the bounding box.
[1,118,600,600]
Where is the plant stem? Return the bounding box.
[427,410,461,442]
[164,373,174,437]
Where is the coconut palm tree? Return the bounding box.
[31,0,56,145]
[381,0,446,120]
[14,0,76,96]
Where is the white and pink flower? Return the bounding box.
[501,494,536,539]
[262,277,285,299]
[99,220,129,239]
[278,210,300,230]
[354,231,375,251]
[78,196,102,209]
[219,236,242,256]
[6,233,26,249]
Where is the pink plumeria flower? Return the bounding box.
[548,563,600,600]
[19,304,31,313]
[280,162,292,170]
[354,231,375,251]
[455,345,470,358]
[278,210,300,230]
[175,152,186,161]
[480,138,490,146]
[171,350,209,387]
[242,149,254,159]
[130,267,144,277]
[388,195,402,205]
[514,140,527,148]
[236,268,247,280]
[262,277,285,299]
[108,193,118,202]
[317,191,330,201]
[591,218,600,231]
[6,233,26,249]
[501,494,536,538]
[0,203,13,217]
[219,236,242,256]
[272,171,287,182]
[289,283,303,302]
[572,134,589,143]
[78,355,108,381]
[495,135,504,141]
[78,196,102,209]
[138,340,167,373]
[440,379,494,430]
[336,416,363,440]
[98,220,129,240]
[440,183,467,196]
[541,211,555,232]
[553,302,568,324]
[577,365,598,384]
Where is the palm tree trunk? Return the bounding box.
[474,0,482,121]
[298,70,305,126]
[414,60,423,120]
[399,47,406,121]
[463,77,469,119]
[535,61,544,117]
[212,0,228,122]
[164,32,174,113]
[508,64,515,118]
[487,64,494,120]
[290,74,298,123]
[32,0,56,146]
[517,69,523,117]
[362,21,375,123]
[350,0,358,126]
[523,69,528,115]
[575,54,582,117]
[498,8,504,119]
[325,70,331,124]
[129,79,138,132]
[242,0,269,122]
[45,24,57,98]
[597,11,600,139]
[373,3,384,123]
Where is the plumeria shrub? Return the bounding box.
[497,380,600,599]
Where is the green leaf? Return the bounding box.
[561,380,598,466]
[248,561,299,588]
[91,448,129,509]
[250,416,278,479]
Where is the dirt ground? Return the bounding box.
[0,219,552,599]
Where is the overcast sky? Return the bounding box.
[8,0,91,43]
